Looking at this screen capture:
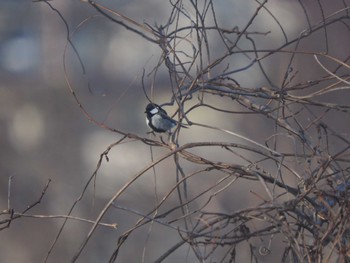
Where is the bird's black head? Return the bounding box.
[145,103,168,117]
[145,103,157,113]
[145,103,159,118]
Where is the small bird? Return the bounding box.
[145,103,186,133]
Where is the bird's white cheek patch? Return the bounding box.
[150,108,159,114]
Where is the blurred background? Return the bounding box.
[1,0,350,262]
